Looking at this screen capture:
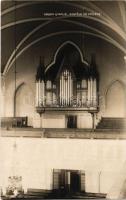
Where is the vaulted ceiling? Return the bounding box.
[1,1,126,75]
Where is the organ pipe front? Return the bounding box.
[59,70,73,106]
[35,54,99,110]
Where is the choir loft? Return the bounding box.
[35,42,99,129]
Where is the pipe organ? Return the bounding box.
[36,77,98,108]
[35,53,99,110]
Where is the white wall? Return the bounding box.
[42,114,65,128]
[0,137,126,195]
[77,113,92,128]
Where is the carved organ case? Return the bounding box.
[35,44,99,111]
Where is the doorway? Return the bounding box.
[53,169,81,192]
[67,115,77,128]
[70,171,80,192]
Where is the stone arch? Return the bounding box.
[105,80,126,117]
[14,82,34,126]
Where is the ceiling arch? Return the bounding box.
[3,15,126,75]
[4,29,126,75]
[3,17,121,74]
[1,1,126,75]
[2,1,126,40]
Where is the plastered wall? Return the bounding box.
[0,137,126,194]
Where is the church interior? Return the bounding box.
[1,1,126,199]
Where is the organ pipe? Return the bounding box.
[40,81,42,106]
[64,71,66,105]
[36,80,46,107]
[61,75,63,105]
[63,73,65,105]
[42,80,45,106]
[53,92,56,105]
[69,73,71,105]
[38,81,40,106]
[88,78,90,105]
[36,82,39,106]
[68,71,70,106]
[60,78,61,105]
[59,70,74,106]
[71,78,73,105]
[90,78,93,105]
[65,71,68,105]
[93,79,97,106]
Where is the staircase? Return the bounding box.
[25,189,50,199]
[70,192,106,199]
[96,117,126,130]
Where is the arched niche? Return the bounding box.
[105,80,126,117]
[14,83,34,126]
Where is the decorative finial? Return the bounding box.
[91,53,96,65]
[35,56,45,81]
[90,53,98,79]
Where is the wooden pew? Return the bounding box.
[1,117,28,128]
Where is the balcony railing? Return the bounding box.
[36,98,98,108]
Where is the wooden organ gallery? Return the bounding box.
[35,43,99,129]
